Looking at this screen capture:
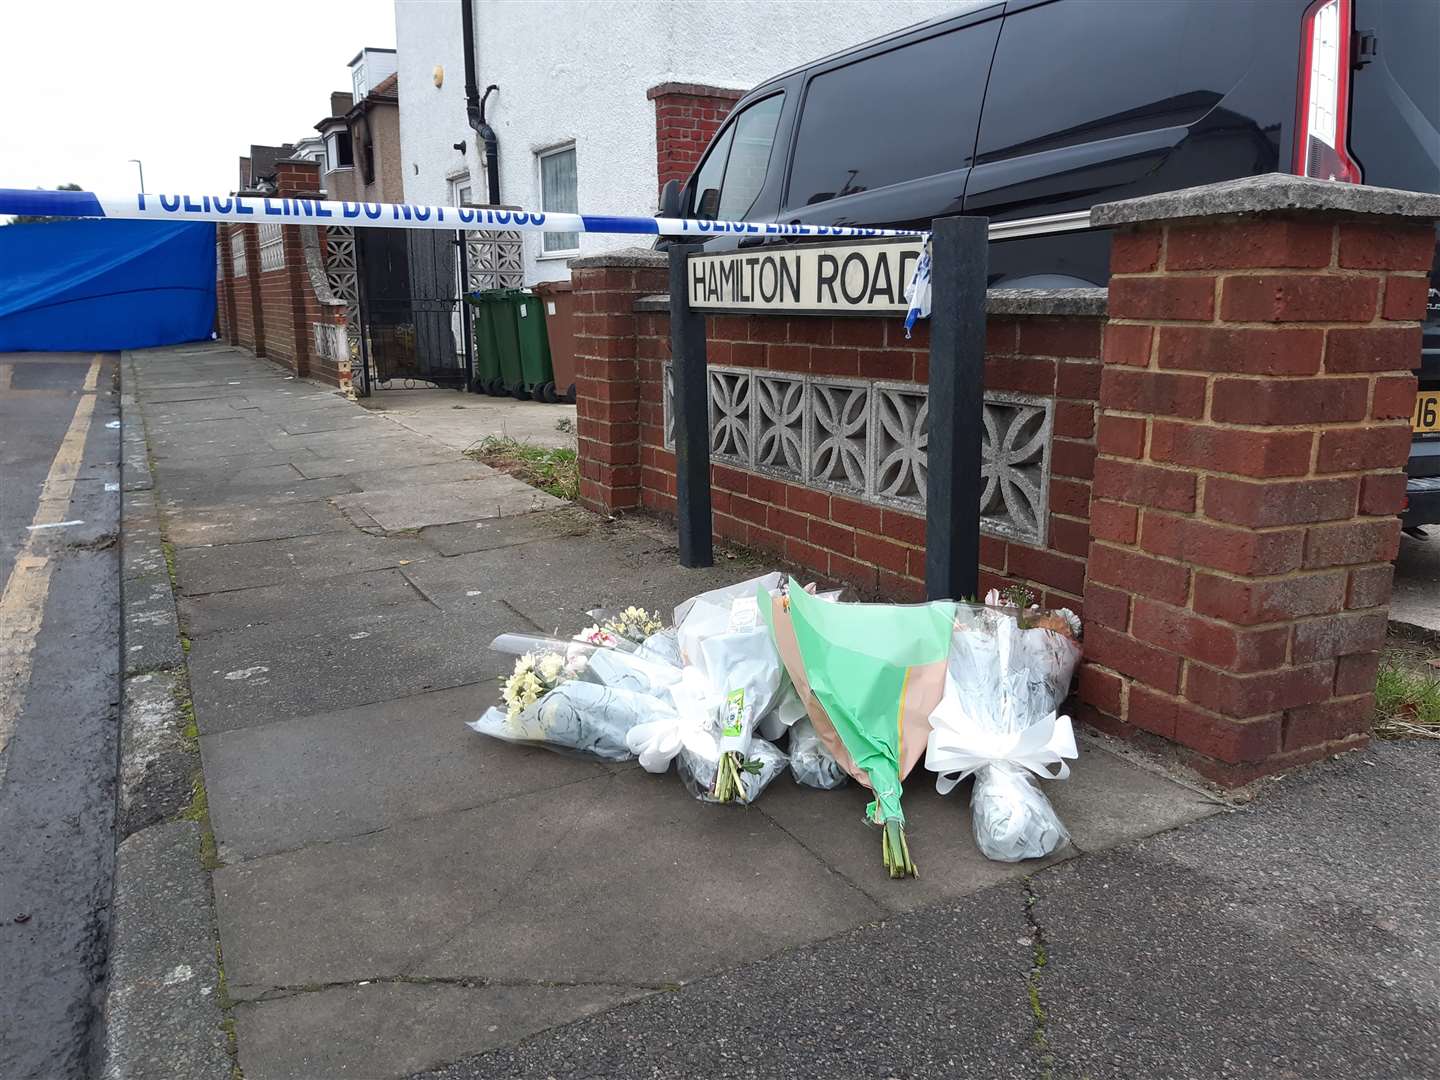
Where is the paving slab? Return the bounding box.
[361,390,577,454]
[292,446,459,479]
[185,604,515,733]
[213,768,879,994]
[235,980,641,1080]
[275,410,390,437]
[162,500,351,548]
[178,566,435,637]
[330,477,560,532]
[414,880,1036,1080]
[159,475,360,511]
[202,682,613,861]
[149,449,319,474]
[415,508,593,557]
[171,529,433,596]
[343,459,499,492]
[266,426,429,456]
[101,821,232,1080]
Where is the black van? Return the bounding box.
[668,0,1440,525]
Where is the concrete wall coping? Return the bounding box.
[569,248,669,270]
[1092,172,1440,227]
[632,287,1108,317]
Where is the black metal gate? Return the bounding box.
[353,229,473,395]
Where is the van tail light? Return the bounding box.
[1295,0,1362,182]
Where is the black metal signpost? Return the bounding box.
[669,243,713,568]
[923,216,988,601]
[669,216,988,595]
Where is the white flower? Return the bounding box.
[538,653,565,683]
[984,588,1003,607]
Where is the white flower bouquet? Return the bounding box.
[924,588,1082,862]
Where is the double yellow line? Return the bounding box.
[0,355,104,781]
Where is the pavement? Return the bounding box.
[0,352,123,1079]
[1392,531,1440,637]
[99,341,1440,1080]
[354,385,577,453]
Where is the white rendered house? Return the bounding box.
[394,0,955,286]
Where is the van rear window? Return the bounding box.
[785,24,997,211]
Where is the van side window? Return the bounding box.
[786,26,996,211]
[975,0,1216,162]
[689,93,784,220]
[717,95,785,220]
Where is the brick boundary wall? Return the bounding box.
[214,158,350,388]
[1078,177,1439,784]
[570,176,1440,784]
[571,249,1101,614]
[647,82,744,197]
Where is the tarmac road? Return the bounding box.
[0,352,123,1079]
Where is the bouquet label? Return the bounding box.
[728,595,759,632]
[723,688,747,738]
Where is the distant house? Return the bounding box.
[324,47,404,203]
[238,144,297,193]
[395,0,955,286]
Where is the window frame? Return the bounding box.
[536,142,580,259]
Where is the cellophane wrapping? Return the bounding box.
[938,605,1081,862]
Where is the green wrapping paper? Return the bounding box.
[770,579,956,877]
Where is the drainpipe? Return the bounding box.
[460,0,500,204]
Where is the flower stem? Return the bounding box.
[882,818,917,879]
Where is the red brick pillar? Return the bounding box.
[568,250,669,514]
[216,228,238,343]
[647,82,743,197]
[1080,174,1438,784]
[274,158,325,378]
[242,221,266,357]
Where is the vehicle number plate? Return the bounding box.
[1414,392,1440,434]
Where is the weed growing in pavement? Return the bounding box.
[466,435,579,501]
[1373,657,1440,740]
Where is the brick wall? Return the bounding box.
[1080,205,1432,784]
[214,158,350,388]
[647,82,743,196]
[569,176,1438,783]
[573,250,1102,610]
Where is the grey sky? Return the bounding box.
[0,0,395,197]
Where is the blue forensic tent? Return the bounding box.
[0,218,215,351]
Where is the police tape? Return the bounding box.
[0,187,935,329]
[0,188,923,241]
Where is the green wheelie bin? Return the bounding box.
[466,291,502,395]
[510,291,558,401]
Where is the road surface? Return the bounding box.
[0,352,122,1078]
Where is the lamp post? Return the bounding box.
[128,158,145,193]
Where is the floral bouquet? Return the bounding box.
[768,580,956,878]
[469,636,683,762]
[675,573,788,802]
[924,587,1082,862]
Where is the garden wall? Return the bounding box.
[214,158,351,391]
[568,175,1440,784]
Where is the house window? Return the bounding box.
[538,144,578,255]
[450,175,472,206]
[258,222,284,272]
[327,131,354,169]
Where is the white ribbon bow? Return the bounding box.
[624,667,718,773]
[925,701,1077,796]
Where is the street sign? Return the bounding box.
[687,239,926,316]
